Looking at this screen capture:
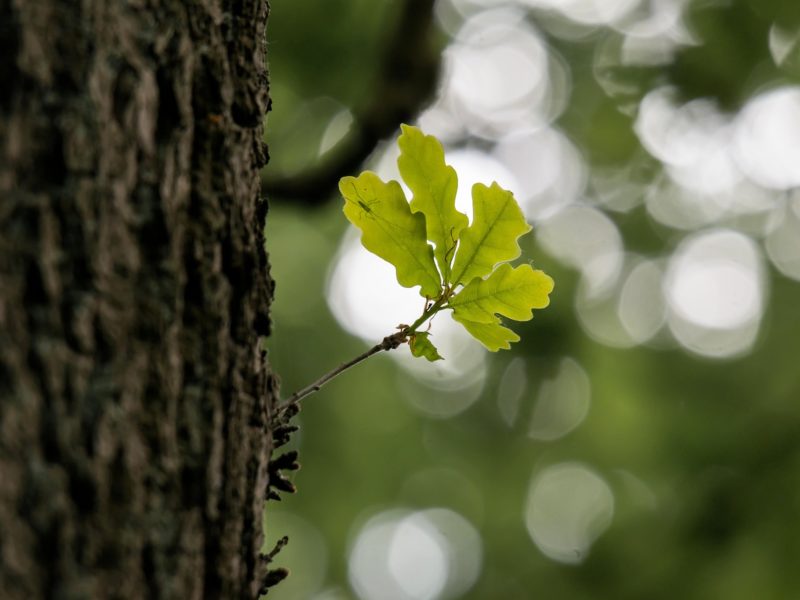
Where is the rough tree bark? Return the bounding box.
[0,0,285,597]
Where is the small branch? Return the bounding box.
[273,330,408,418]
[272,293,450,420]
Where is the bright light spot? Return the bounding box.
[528,358,590,441]
[269,96,349,175]
[453,39,541,107]
[734,86,800,190]
[644,177,777,231]
[618,259,666,343]
[493,127,587,221]
[667,231,762,329]
[538,205,624,297]
[497,358,528,427]
[636,88,742,195]
[525,463,614,564]
[396,368,485,419]
[619,32,679,67]
[388,520,448,599]
[349,511,415,600]
[434,0,469,38]
[416,101,468,144]
[593,31,683,105]
[590,162,647,212]
[348,509,482,600]
[768,25,800,66]
[576,254,666,349]
[633,89,782,228]
[328,230,426,342]
[417,508,483,599]
[371,139,404,189]
[665,229,765,358]
[765,197,800,281]
[592,0,693,95]
[615,0,687,38]
[668,316,761,360]
[446,148,522,221]
[319,109,354,156]
[394,319,487,417]
[576,288,637,348]
[443,9,568,137]
[327,232,487,403]
[520,0,641,26]
[671,262,756,329]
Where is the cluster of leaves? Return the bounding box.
[339,125,554,360]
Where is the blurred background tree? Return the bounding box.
[263,0,800,598]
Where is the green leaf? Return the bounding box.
[450,182,531,286]
[340,171,442,298]
[451,313,520,352]
[409,332,443,362]
[397,124,468,282]
[449,263,554,324]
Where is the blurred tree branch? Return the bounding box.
[263,0,442,205]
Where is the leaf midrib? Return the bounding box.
[451,192,513,285]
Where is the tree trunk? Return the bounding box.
[0,0,280,597]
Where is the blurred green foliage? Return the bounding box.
[265,0,397,176]
[263,1,800,599]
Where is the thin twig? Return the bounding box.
[273,330,408,417]
[273,294,451,419]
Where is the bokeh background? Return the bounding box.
[262,1,800,598]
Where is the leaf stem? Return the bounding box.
[273,295,449,419]
[407,295,447,333]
